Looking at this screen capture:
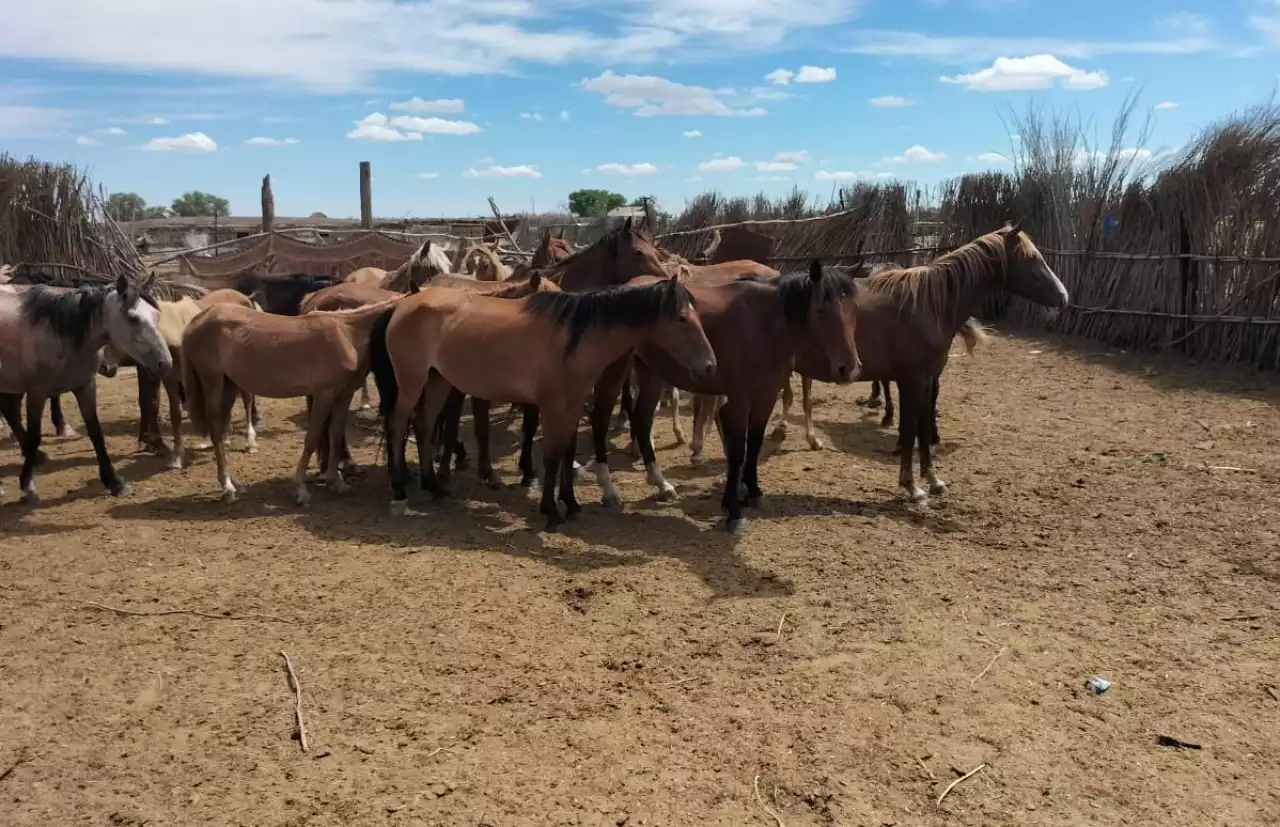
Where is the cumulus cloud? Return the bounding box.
[390,97,464,113]
[520,112,543,121]
[581,70,767,117]
[973,151,1011,164]
[464,164,542,178]
[874,145,947,166]
[765,65,837,85]
[773,149,811,164]
[683,129,702,138]
[245,136,300,146]
[941,55,1108,91]
[390,114,481,134]
[140,132,217,152]
[596,162,658,175]
[870,95,915,107]
[754,161,796,172]
[346,111,479,140]
[697,156,744,172]
[96,126,127,136]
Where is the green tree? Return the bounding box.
[105,192,148,222]
[568,188,626,218]
[171,191,231,217]
[142,205,171,218]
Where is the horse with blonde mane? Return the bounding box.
[344,240,452,291]
[461,243,512,282]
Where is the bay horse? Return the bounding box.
[587,261,861,534]
[181,297,400,504]
[0,277,173,503]
[131,288,261,469]
[368,274,717,531]
[795,224,1066,501]
[344,240,453,291]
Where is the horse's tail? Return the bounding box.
[368,306,398,421]
[957,318,991,356]
[182,349,209,437]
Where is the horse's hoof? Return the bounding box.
[744,494,767,509]
[601,493,622,509]
[928,479,949,497]
[167,456,184,471]
[246,444,259,455]
[806,436,826,451]
[390,499,409,517]
[726,517,749,535]
[689,452,704,466]
[359,403,371,411]
[906,487,927,503]
[519,475,537,489]
[221,489,238,503]
[542,520,564,534]
[295,488,312,507]
[483,476,504,491]
[770,425,788,441]
[673,432,688,446]
[56,427,77,439]
[880,416,894,428]
[573,465,587,482]
[20,486,40,505]
[329,478,351,495]
[658,486,679,503]
[109,480,133,497]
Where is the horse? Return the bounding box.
[181,297,400,504]
[586,260,862,534]
[461,243,512,282]
[343,240,453,291]
[235,272,343,316]
[368,273,718,532]
[0,277,173,503]
[793,223,1067,502]
[131,288,261,469]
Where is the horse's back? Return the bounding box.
[344,267,386,286]
[198,288,255,310]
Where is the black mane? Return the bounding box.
[19,285,112,348]
[741,264,857,325]
[523,278,693,355]
[235,271,343,315]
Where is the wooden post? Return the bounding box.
[359,161,372,229]
[487,196,523,252]
[1177,210,1197,354]
[261,174,275,234]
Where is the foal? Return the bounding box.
[368,275,717,531]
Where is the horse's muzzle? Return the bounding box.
[98,364,119,378]
[149,355,175,378]
[693,358,717,380]
[834,360,861,385]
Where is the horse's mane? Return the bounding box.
[523,277,691,355]
[19,283,152,348]
[157,296,203,347]
[860,230,1029,318]
[531,222,657,283]
[389,241,452,285]
[310,295,403,316]
[736,264,856,325]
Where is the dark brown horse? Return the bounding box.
[586,261,861,534]
[794,224,1067,501]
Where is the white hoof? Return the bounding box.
[168,456,184,471]
[57,427,77,439]
[573,462,587,482]
[390,499,409,517]
[928,476,949,497]
[658,484,679,503]
[196,440,212,451]
[690,450,704,466]
[806,435,826,451]
[20,484,39,505]
[295,486,311,507]
[328,477,351,495]
[245,443,259,455]
[220,480,238,502]
[906,486,927,503]
[727,517,749,535]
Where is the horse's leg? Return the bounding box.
[1,394,46,466]
[771,376,792,440]
[72,380,129,497]
[718,399,750,534]
[538,410,568,533]
[435,388,466,486]
[630,367,678,502]
[896,377,927,502]
[616,375,634,434]
[324,394,353,495]
[51,394,77,438]
[472,397,502,490]
[862,379,884,409]
[587,358,630,508]
[557,424,582,521]
[518,405,540,487]
[136,368,160,452]
[930,374,941,446]
[18,394,48,504]
[668,386,686,446]
[881,381,896,429]
[417,374,454,500]
[211,378,239,501]
[292,391,335,506]
[689,394,715,465]
[249,395,262,429]
[243,390,258,454]
[800,376,823,450]
[164,373,184,469]
[919,378,946,496]
[358,376,372,411]
[743,388,781,507]
[387,394,416,515]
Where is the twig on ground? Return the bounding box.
[916,756,937,781]
[0,751,27,783]
[280,650,310,752]
[753,775,785,827]
[775,612,789,643]
[1265,686,1279,702]
[1206,465,1258,474]
[1220,614,1264,622]
[936,763,987,807]
[970,646,1008,687]
[81,601,293,624]
[659,676,701,689]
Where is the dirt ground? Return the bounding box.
[2,328,1278,827]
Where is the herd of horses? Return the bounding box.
[0,219,1069,533]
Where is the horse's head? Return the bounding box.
[104,275,173,378]
[797,259,861,385]
[608,217,669,284]
[98,345,120,378]
[1000,223,1069,308]
[644,271,717,380]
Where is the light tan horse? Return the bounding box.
[344,240,453,290]
[461,242,512,281]
[367,274,717,531]
[181,297,400,504]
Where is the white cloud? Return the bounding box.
[773,149,810,164]
[940,55,1108,91]
[245,136,299,146]
[414,172,441,179]
[842,30,1218,64]
[75,135,97,146]
[682,129,702,138]
[115,116,169,125]
[520,112,543,121]
[140,132,217,152]
[764,68,794,85]
[814,170,893,181]
[464,164,542,178]
[1073,147,1159,167]
[753,175,792,181]
[581,70,767,117]
[766,65,836,85]
[870,95,915,107]
[0,105,72,137]
[560,110,571,121]
[973,151,1011,164]
[347,112,421,142]
[389,114,481,134]
[1154,101,1179,109]
[754,161,796,172]
[874,144,946,165]
[697,156,744,172]
[596,162,659,175]
[390,96,464,113]
[96,126,127,136]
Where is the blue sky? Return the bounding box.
[1,1,1277,218]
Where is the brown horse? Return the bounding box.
[587,261,861,534]
[793,224,1067,501]
[368,274,717,531]
[344,240,453,290]
[460,243,511,281]
[181,297,400,504]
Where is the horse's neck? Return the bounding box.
[557,250,614,291]
[565,322,652,381]
[924,249,1000,332]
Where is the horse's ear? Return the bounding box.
[115,274,129,295]
[623,216,633,232]
[408,280,420,294]
[557,227,566,239]
[809,259,823,282]
[530,272,542,290]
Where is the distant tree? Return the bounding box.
[171,191,231,218]
[105,192,148,222]
[142,205,171,219]
[568,188,627,218]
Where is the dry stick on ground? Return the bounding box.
[0,751,27,783]
[1265,686,1279,702]
[775,612,789,643]
[80,601,293,624]
[970,646,1008,687]
[1220,614,1264,622]
[280,651,310,752]
[753,775,785,827]
[936,763,987,808]
[916,756,937,781]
